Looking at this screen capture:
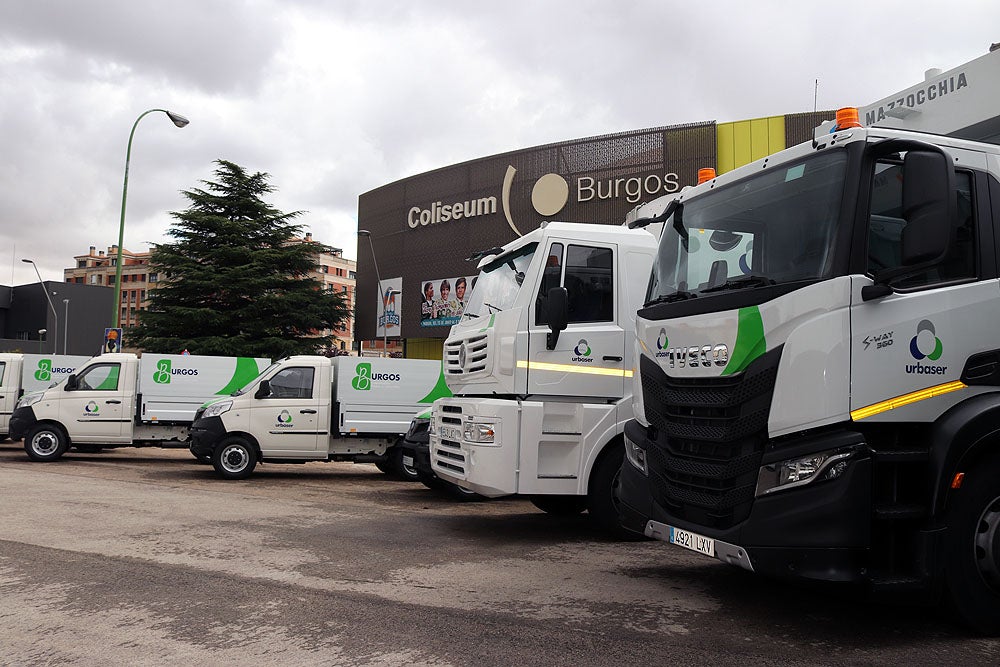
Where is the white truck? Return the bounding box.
[1,353,91,439]
[617,88,1000,634]
[189,355,450,479]
[428,221,658,534]
[8,353,270,461]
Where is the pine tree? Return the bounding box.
[129,160,350,358]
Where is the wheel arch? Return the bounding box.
[584,433,625,492]
[928,391,1000,518]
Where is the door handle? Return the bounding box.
[300,409,317,414]
[106,400,122,404]
[602,356,623,362]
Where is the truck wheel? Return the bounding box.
[24,424,69,462]
[587,443,632,537]
[945,456,1000,635]
[374,460,393,475]
[212,437,257,480]
[445,481,485,502]
[530,495,588,515]
[390,446,420,482]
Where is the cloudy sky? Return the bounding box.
[2,0,999,286]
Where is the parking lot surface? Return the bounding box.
[1,443,998,666]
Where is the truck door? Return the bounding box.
[58,361,129,443]
[528,240,625,399]
[250,364,322,456]
[0,359,13,435]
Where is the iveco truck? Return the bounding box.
[189,355,449,479]
[0,353,90,439]
[9,353,269,461]
[429,221,658,533]
[618,101,1000,633]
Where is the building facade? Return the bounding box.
[356,112,832,359]
[0,281,114,355]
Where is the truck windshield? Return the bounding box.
[646,151,848,304]
[462,242,538,318]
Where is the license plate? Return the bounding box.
[669,526,715,557]
[440,426,462,441]
[402,455,414,467]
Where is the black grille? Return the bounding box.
[641,347,782,529]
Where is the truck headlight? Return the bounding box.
[624,435,648,475]
[15,392,43,409]
[755,448,857,497]
[463,422,495,443]
[201,400,233,419]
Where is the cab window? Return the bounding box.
[266,367,315,399]
[76,364,121,391]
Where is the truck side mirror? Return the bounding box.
[900,150,954,266]
[254,379,271,399]
[65,374,78,391]
[546,286,568,350]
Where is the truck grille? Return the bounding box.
[433,404,467,475]
[640,347,781,529]
[444,333,489,375]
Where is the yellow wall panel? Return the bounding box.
[717,122,735,174]
[717,116,788,174]
[406,337,444,360]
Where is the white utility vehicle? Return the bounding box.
[8,353,269,461]
[190,355,449,479]
[429,221,658,533]
[619,48,1000,635]
[0,353,90,439]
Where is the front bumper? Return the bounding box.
[618,419,873,584]
[399,437,433,478]
[188,416,227,459]
[429,398,520,498]
[8,407,37,441]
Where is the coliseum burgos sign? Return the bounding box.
[406,167,681,233]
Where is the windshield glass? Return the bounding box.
[463,242,538,318]
[646,151,848,304]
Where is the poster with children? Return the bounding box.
[419,275,473,327]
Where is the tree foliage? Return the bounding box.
[129,160,350,358]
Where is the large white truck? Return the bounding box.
[1,353,90,439]
[8,353,270,461]
[617,92,1000,634]
[189,355,450,479]
[428,221,658,533]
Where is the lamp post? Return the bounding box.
[113,108,189,328]
[22,259,57,355]
[357,229,391,357]
[63,299,70,354]
[38,329,46,354]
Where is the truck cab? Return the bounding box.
[429,221,657,532]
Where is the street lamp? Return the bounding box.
[38,329,46,354]
[63,299,70,354]
[357,229,392,357]
[22,259,57,355]
[113,108,189,328]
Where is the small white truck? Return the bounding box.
[428,221,658,534]
[8,352,270,461]
[189,355,450,479]
[1,353,91,439]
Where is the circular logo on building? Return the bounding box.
[531,173,570,217]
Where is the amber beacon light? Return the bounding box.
[835,107,863,129]
[697,168,717,184]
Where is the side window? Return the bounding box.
[0,361,6,385]
[76,364,121,391]
[267,367,315,399]
[534,242,564,326]
[565,245,614,323]
[867,161,975,287]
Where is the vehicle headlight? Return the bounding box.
[201,400,233,419]
[464,421,495,443]
[16,392,43,409]
[755,448,857,497]
[624,435,648,475]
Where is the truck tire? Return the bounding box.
[945,456,1000,635]
[212,437,257,480]
[587,442,633,537]
[530,495,587,515]
[24,424,69,462]
[390,446,420,482]
[444,481,485,502]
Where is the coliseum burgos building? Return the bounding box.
[356,111,831,360]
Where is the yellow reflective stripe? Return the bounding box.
[851,380,967,421]
[516,360,634,378]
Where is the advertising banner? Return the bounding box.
[419,275,474,328]
[376,277,402,338]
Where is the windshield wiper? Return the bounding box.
[463,312,480,319]
[700,275,777,294]
[484,302,500,313]
[644,290,698,307]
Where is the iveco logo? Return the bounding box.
[663,344,730,369]
[459,343,468,369]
